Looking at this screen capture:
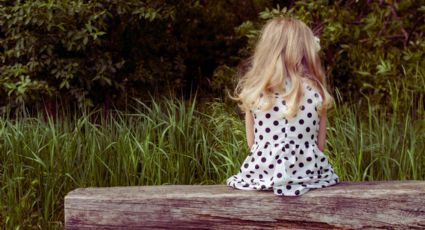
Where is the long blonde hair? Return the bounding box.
[231,17,334,118]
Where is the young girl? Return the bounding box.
[226,17,340,196]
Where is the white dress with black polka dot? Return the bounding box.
[226,78,340,196]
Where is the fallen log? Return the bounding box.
[64,180,425,229]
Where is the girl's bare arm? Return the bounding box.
[317,109,327,152]
[245,111,255,149]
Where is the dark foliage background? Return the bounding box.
[0,0,423,117]
[0,0,268,111]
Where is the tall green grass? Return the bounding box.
[0,96,248,229]
[326,77,425,182]
[0,85,424,229]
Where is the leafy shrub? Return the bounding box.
[0,0,266,111]
[0,0,177,109]
[215,1,424,117]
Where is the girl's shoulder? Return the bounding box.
[301,78,323,105]
[269,77,322,101]
[301,77,321,93]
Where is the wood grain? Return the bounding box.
[65,180,425,229]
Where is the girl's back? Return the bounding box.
[226,17,340,196]
[252,78,322,148]
[227,77,339,196]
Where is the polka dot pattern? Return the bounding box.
[226,78,340,196]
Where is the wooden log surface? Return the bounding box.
[65,180,425,229]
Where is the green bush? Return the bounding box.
[214,1,424,117]
[0,0,266,110]
[0,0,175,108]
